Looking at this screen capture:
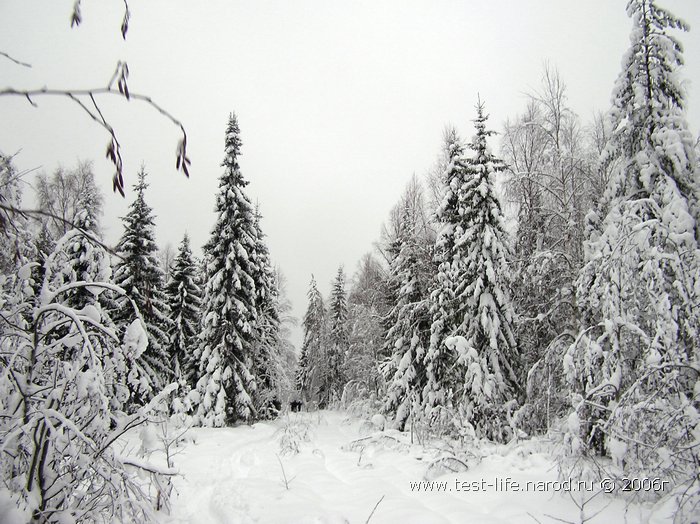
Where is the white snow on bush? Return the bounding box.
[123,318,149,359]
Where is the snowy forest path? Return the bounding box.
[165,421,279,524]
[159,411,648,523]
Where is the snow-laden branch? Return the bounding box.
[116,454,178,476]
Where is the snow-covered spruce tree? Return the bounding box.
[195,113,262,426]
[165,233,202,389]
[345,303,384,401]
[296,275,327,404]
[383,204,432,430]
[565,0,700,513]
[265,269,298,405]
[423,128,469,418]
[112,168,173,406]
[447,101,520,442]
[250,207,283,418]
[324,266,349,405]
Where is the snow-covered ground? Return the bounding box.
[141,411,675,524]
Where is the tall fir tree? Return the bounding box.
[195,113,262,426]
[296,275,327,403]
[166,233,202,388]
[565,0,700,509]
[112,168,173,404]
[383,204,431,430]
[266,269,298,404]
[250,206,282,415]
[423,128,469,416]
[325,266,349,404]
[448,101,520,442]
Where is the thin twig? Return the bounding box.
[365,494,385,524]
[543,514,575,524]
[0,51,31,68]
[275,454,296,490]
[1,61,190,195]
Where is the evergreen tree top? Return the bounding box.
[170,233,197,277]
[303,275,325,324]
[166,231,202,349]
[306,275,323,306]
[117,193,157,265]
[120,167,157,233]
[612,0,689,144]
[114,166,167,302]
[222,113,245,183]
[599,0,699,243]
[470,99,497,148]
[204,113,257,259]
[72,209,98,234]
[626,0,688,46]
[443,127,464,163]
[467,100,505,174]
[330,266,347,322]
[301,275,326,359]
[135,167,149,191]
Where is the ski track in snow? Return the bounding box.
[156,411,669,524]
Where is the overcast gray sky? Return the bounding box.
[2,0,699,349]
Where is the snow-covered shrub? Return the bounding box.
[513,332,573,436]
[0,255,174,522]
[342,383,384,421]
[371,414,386,431]
[342,433,411,456]
[134,393,190,515]
[275,415,313,455]
[423,453,479,482]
